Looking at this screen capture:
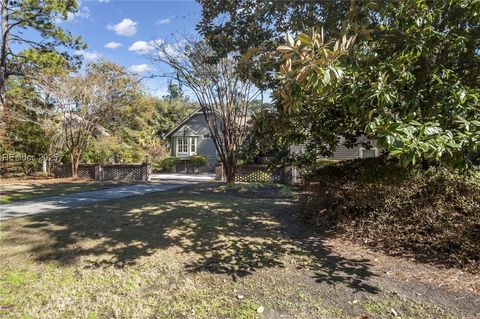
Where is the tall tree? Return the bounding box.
[164,81,184,101]
[34,61,137,177]
[200,0,480,168]
[196,0,357,89]
[151,39,260,182]
[276,1,480,168]
[156,82,198,137]
[2,76,62,174]
[0,0,84,116]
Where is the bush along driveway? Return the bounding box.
[0,184,478,318]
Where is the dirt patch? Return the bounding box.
[270,203,480,315]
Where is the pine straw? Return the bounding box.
[300,158,480,275]
[322,236,480,296]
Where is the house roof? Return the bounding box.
[164,107,251,138]
[164,108,202,138]
[171,125,202,137]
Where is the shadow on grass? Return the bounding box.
[10,187,379,293]
[0,181,119,204]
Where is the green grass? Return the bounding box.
[0,186,464,318]
[0,181,129,204]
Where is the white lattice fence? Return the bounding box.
[234,165,284,183]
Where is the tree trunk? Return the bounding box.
[223,155,237,183]
[0,0,9,116]
[70,151,80,178]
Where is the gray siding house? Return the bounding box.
[165,109,218,172]
[166,109,380,173]
[289,136,380,160]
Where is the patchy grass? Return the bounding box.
[0,185,476,318]
[0,179,131,204]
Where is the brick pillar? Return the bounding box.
[94,164,103,181]
[141,163,151,182]
[215,164,224,182]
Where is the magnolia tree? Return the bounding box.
[151,39,260,182]
[276,1,480,169]
[34,62,135,177]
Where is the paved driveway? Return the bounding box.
[1,182,185,221]
[151,173,215,182]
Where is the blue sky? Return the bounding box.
[61,0,203,98]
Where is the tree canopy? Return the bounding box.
[151,38,260,182]
[0,0,85,114]
[202,0,480,169]
[197,0,353,89]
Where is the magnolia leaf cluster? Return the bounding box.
[277,29,355,113]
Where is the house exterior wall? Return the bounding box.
[169,112,218,172]
[290,137,380,161]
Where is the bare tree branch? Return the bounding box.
[31,63,135,177]
[150,38,260,182]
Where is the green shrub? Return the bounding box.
[300,157,480,273]
[190,155,207,170]
[157,157,180,171]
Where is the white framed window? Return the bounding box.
[176,137,197,156]
[177,137,188,154]
[359,147,379,158]
[190,137,197,154]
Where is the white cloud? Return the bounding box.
[128,41,153,54]
[128,64,155,74]
[104,41,123,49]
[107,18,138,37]
[156,17,172,25]
[128,39,163,54]
[75,50,102,61]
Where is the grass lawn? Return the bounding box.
[0,185,477,318]
[0,179,131,204]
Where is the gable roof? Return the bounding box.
[164,108,202,138]
[171,125,202,137]
[164,107,250,139]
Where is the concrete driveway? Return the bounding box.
[151,173,215,182]
[0,181,199,221]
